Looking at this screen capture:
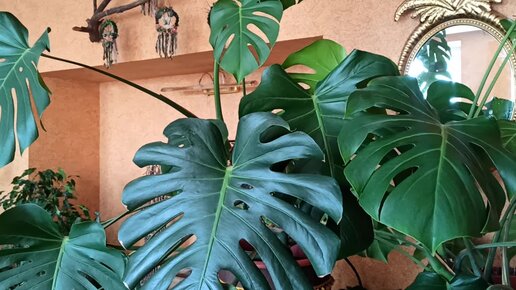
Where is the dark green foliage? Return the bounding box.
[0,168,90,234]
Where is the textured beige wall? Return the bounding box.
[0,153,28,193]
[28,78,100,214]
[2,0,516,289]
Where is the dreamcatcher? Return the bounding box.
[141,0,160,16]
[155,7,179,58]
[99,19,119,68]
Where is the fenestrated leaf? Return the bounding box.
[499,120,516,154]
[0,12,51,168]
[240,50,399,181]
[282,39,346,93]
[118,112,342,290]
[0,204,126,290]
[240,50,399,257]
[340,76,516,253]
[209,0,283,82]
[407,271,447,290]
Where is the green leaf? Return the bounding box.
[449,275,489,290]
[340,76,516,253]
[0,204,126,290]
[426,81,476,122]
[486,98,515,121]
[499,120,516,154]
[263,0,303,10]
[0,12,51,168]
[118,112,342,290]
[407,271,447,290]
[240,50,399,257]
[282,39,346,93]
[209,0,283,82]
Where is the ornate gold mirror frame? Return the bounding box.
[395,0,516,74]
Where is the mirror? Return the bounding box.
[395,0,516,119]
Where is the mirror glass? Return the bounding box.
[407,25,515,119]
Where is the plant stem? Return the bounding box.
[501,207,515,286]
[101,209,132,229]
[213,60,223,121]
[483,195,516,280]
[41,54,198,118]
[469,20,516,119]
[474,39,516,117]
[344,258,363,288]
[242,77,247,96]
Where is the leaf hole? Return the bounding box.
[0,58,6,63]
[259,125,289,143]
[233,200,249,210]
[36,270,46,277]
[178,143,185,148]
[18,67,23,73]
[240,183,253,190]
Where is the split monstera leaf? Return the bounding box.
[0,204,127,290]
[118,113,343,290]
[340,76,516,253]
[0,12,51,167]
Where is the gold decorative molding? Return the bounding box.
[395,0,509,74]
[395,0,502,24]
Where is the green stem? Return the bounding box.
[213,60,223,121]
[41,54,198,118]
[501,207,515,286]
[101,209,132,229]
[469,20,516,119]
[474,39,516,117]
[475,241,516,249]
[483,195,516,280]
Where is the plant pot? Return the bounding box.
[491,267,516,288]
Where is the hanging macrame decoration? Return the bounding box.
[141,0,159,16]
[99,20,119,68]
[155,7,179,58]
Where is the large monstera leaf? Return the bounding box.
[240,50,399,180]
[339,76,516,253]
[0,12,51,167]
[118,113,342,290]
[209,0,283,83]
[281,39,347,93]
[0,204,126,290]
[240,50,399,257]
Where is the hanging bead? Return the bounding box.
[99,20,119,68]
[155,7,179,58]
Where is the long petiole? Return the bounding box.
[474,38,516,117]
[41,54,198,118]
[469,20,516,118]
[213,60,223,121]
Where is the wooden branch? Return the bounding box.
[74,0,150,42]
[92,0,152,22]
[95,0,112,13]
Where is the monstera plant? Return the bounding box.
[1,0,516,290]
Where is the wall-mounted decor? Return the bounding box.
[99,19,119,68]
[155,7,179,58]
[141,0,160,16]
